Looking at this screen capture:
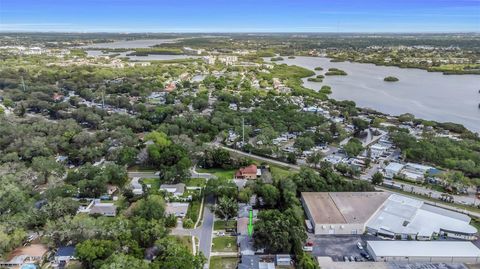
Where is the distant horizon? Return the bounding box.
[1,0,479,33]
[1,31,479,34]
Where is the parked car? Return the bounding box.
[350,256,355,262]
[302,246,313,252]
[360,252,371,260]
[216,232,225,236]
[344,256,350,262]
[357,242,363,250]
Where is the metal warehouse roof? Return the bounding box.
[367,241,480,257]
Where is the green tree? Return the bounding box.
[76,239,119,269]
[343,138,364,157]
[31,156,64,184]
[253,208,306,254]
[296,252,320,269]
[153,237,206,269]
[372,172,384,185]
[213,196,238,223]
[100,254,149,269]
[133,195,166,221]
[256,184,280,208]
[307,152,324,168]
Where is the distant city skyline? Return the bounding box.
[1,0,479,33]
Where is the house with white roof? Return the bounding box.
[383,162,404,179]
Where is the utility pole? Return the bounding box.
[21,76,27,92]
[242,116,245,147]
[101,90,105,110]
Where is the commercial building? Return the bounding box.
[301,192,390,235]
[366,194,477,240]
[366,241,480,263]
[302,192,477,239]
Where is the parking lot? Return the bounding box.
[309,235,379,261]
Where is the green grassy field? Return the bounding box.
[212,236,238,252]
[141,178,160,190]
[270,165,295,179]
[185,178,207,187]
[214,220,237,231]
[169,235,193,253]
[197,168,236,180]
[209,257,238,269]
[185,200,202,224]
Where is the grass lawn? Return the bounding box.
[185,178,207,187]
[270,165,295,179]
[214,220,237,231]
[185,199,202,223]
[141,178,160,190]
[212,236,238,252]
[197,168,236,180]
[169,235,193,253]
[209,257,238,269]
[65,261,83,269]
[470,218,480,231]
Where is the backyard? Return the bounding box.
[214,220,237,231]
[212,236,238,252]
[209,257,238,269]
[197,168,236,180]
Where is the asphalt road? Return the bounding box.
[208,143,301,170]
[309,235,378,261]
[199,195,215,269]
[170,196,215,268]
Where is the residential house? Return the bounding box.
[160,183,186,196]
[89,200,117,217]
[383,162,404,179]
[130,177,143,195]
[236,164,260,180]
[55,246,76,263]
[275,255,292,266]
[165,202,189,218]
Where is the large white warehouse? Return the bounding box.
[367,241,480,263]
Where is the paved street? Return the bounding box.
[208,142,301,170]
[199,195,215,268]
[170,195,215,268]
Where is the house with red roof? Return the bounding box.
[235,164,259,180]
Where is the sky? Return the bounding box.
[0,0,479,33]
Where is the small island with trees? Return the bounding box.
[325,68,348,76]
[307,74,325,82]
[314,66,323,71]
[271,56,284,61]
[288,56,296,59]
[384,76,399,82]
